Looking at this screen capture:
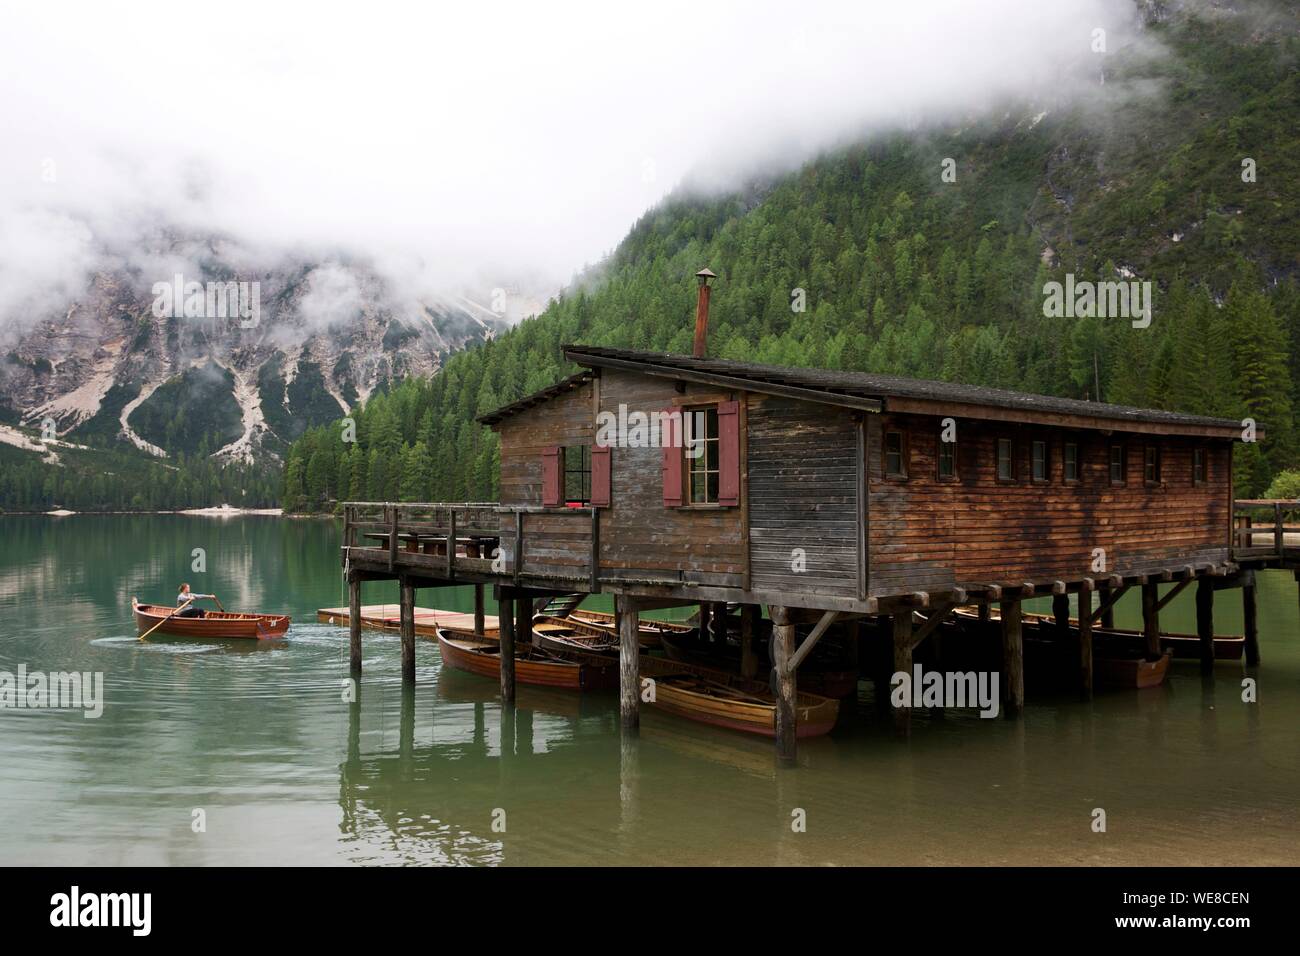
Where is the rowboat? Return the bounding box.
[531,619,620,664]
[658,631,859,699]
[435,625,618,691]
[640,655,838,739]
[132,599,291,640]
[561,609,696,648]
[951,607,1171,690]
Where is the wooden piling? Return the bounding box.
[1196,576,1214,673]
[892,610,911,737]
[1052,593,1070,642]
[999,599,1024,719]
[399,577,415,683]
[740,604,758,679]
[1099,583,1115,630]
[1242,571,1260,666]
[517,594,532,650]
[499,594,516,704]
[1141,581,1160,658]
[474,583,485,637]
[348,574,362,673]
[772,606,798,760]
[1078,586,1093,700]
[618,597,640,733]
[698,603,711,643]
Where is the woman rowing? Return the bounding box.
[176,583,214,618]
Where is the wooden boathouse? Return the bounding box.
[340,271,1294,759]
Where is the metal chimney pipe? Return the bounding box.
[692,268,716,358]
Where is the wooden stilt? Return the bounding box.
[399,576,415,683]
[618,596,640,733]
[698,603,711,642]
[1242,571,1260,666]
[771,606,798,760]
[474,583,485,636]
[740,604,758,679]
[348,574,362,673]
[1196,576,1214,673]
[712,602,729,643]
[1099,583,1115,629]
[1078,587,1093,700]
[1000,599,1024,719]
[499,594,516,704]
[1141,581,1160,658]
[516,594,532,650]
[892,610,912,737]
[1052,593,1070,642]
[978,603,991,624]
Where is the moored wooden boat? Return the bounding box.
[1094,649,1173,689]
[640,655,838,739]
[435,625,617,691]
[132,599,290,640]
[564,608,695,647]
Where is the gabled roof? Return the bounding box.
[477,345,1248,439]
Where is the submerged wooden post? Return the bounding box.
[1052,593,1070,642]
[474,583,485,636]
[771,606,798,759]
[617,596,640,733]
[1196,576,1215,674]
[399,576,415,683]
[348,573,362,673]
[517,593,532,650]
[499,593,516,704]
[1141,581,1160,658]
[1242,571,1260,666]
[1078,586,1093,700]
[891,610,911,737]
[1000,599,1024,719]
[740,604,758,679]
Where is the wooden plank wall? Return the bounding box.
[596,369,745,586]
[748,395,860,598]
[867,413,1232,595]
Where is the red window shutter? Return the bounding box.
[662,408,683,507]
[541,446,561,506]
[718,400,740,506]
[591,444,611,507]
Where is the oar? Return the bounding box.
[139,599,193,640]
[210,594,226,613]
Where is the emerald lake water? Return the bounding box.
[0,514,1296,865]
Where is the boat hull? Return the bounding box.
[435,627,617,691]
[659,631,858,699]
[133,602,290,640]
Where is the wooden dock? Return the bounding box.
[318,605,497,638]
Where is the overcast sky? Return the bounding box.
[0,0,1153,322]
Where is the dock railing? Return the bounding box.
[342,501,600,588]
[1233,499,1300,559]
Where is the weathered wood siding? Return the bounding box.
[747,395,860,598]
[595,369,745,586]
[867,413,1232,596]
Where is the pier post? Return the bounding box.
[348,573,362,673]
[1242,571,1260,666]
[399,576,415,684]
[999,599,1024,719]
[771,605,798,760]
[1053,593,1070,642]
[698,603,711,643]
[499,592,516,704]
[474,583,485,637]
[1099,583,1115,630]
[1196,576,1215,674]
[1078,586,1093,700]
[617,596,640,733]
[891,610,911,737]
[740,604,758,679]
[517,593,532,650]
[1142,581,1160,658]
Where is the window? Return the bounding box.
[1109,444,1126,484]
[1144,445,1162,484]
[1193,447,1206,485]
[1031,440,1048,482]
[685,406,720,504]
[885,431,907,477]
[1063,442,1079,482]
[563,444,591,505]
[938,435,956,480]
[997,438,1014,481]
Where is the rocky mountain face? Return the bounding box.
[0,234,531,463]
